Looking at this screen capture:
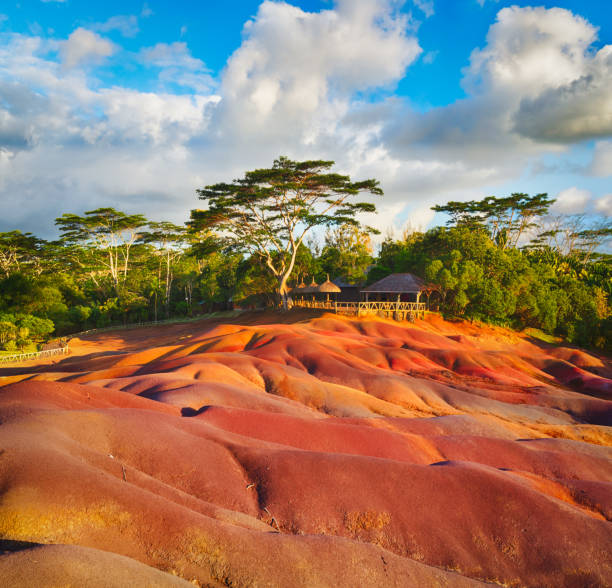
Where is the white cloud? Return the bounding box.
[551,187,592,214]
[140,42,214,92]
[376,5,612,211]
[513,47,612,143]
[215,0,420,142]
[0,3,610,241]
[60,28,115,68]
[464,6,597,97]
[595,194,612,216]
[0,1,424,236]
[590,141,612,177]
[94,15,139,38]
[140,42,203,70]
[413,0,434,18]
[457,7,612,144]
[422,50,438,64]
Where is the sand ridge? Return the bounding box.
[0,311,610,586]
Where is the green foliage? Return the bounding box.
[368,222,611,350]
[192,156,382,306]
[0,312,54,351]
[0,187,608,353]
[0,230,45,278]
[432,192,555,248]
[319,224,373,284]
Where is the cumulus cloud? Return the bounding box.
[0,1,424,236]
[94,15,139,38]
[0,30,218,234]
[0,2,610,240]
[458,6,612,145]
[513,49,612,143]
[140,42,214,92]
[595,194,612,217]
[377,5,612,209]
[595,194,612,216]
[216,0,420,135]
[141,42,204,70]
[551,187,592,215]
[465,7,597,95]
[60,28,115,68]
[590,140,612,177]
[413,0,434,18]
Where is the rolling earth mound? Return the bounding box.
[0,311,610,587]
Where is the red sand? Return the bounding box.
[0,311,610,586]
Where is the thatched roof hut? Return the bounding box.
[361,273,437,303]
[301,278,319,295]
[317,276,341,294]
[291,280,307,295]
[362,273,427,294]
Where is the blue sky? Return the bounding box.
[0,0,610,237]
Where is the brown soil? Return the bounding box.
[0,311,610,586]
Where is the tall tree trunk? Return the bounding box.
[278,274,290,311]
[276,240,301,311]
[165,252,172,318]
[155,260,161,322]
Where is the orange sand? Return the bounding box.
[0,311,610,586]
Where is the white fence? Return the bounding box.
[0,311,243,365]
[0,346,70,364]
[293,300,427,320]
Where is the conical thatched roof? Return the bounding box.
[362,273,427,293]
[291,280,307,294]
[301,278,319,294]
[317,275,341,293]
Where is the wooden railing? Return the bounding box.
[0,311,245,365]
[292,300,427,320]
[0,346,70,364]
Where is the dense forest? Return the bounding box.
[0,187,610,353]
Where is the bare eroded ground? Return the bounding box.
[0,311,611,587]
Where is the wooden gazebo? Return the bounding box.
[316,275,341,304]
[302,278,319,300]
[290,276,341,308]
[361,273,436,307]
[291,272,433,320]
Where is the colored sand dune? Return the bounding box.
[0,311,611,586]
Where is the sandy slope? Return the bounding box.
[0,311,610,587]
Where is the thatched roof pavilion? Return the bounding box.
[291,276,341,305]
[315,276,341,303]
[317,276,341,294]
[291,280,307,295]
[362,273,427,294]
[301,278,319,295]
[361,273,435,303]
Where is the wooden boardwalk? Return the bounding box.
[292,300,427,320]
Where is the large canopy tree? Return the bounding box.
[0,231,46,278]
[191,156,382,308]
[432,193,555,249]
[141,222,187,319]
[319,223,374,284]
[55,208,147,295]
